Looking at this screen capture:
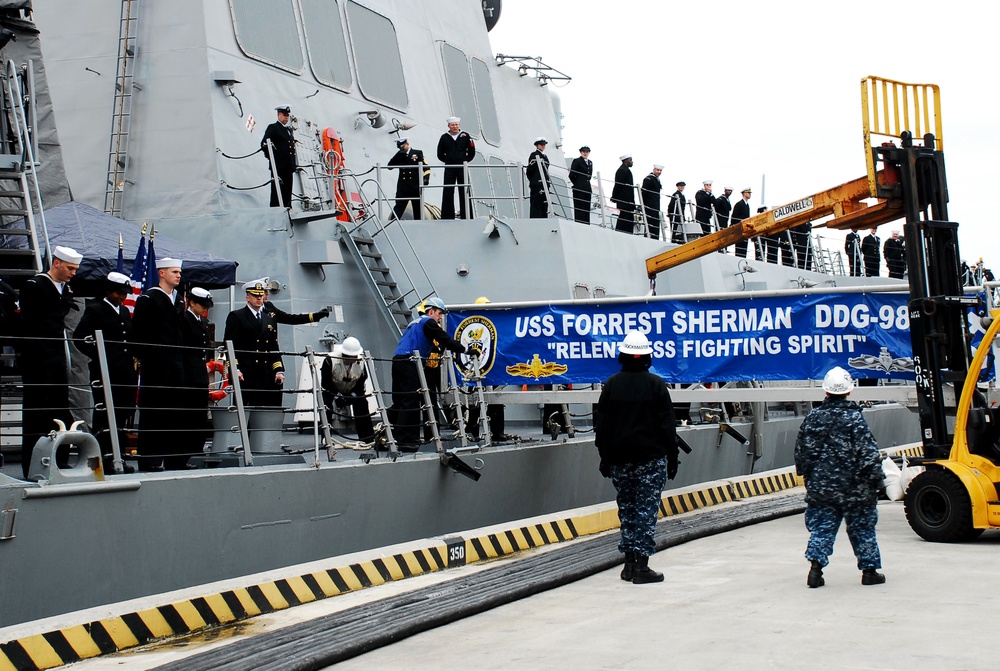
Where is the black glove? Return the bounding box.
[314,308,330,320]
[466,343,482,356]
[423,175,430,186]
[599,460,611,478]
[667,458,679,481]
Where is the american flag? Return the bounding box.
[123,229,147,314]
[246,114,255,133]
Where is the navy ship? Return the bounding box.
[0,0,920,630]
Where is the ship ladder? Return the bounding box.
[103,0,139,217]
[0,59,46,280]
[337,222,414,336]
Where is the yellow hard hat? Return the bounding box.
[475,296,490,304]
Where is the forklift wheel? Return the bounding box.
[904,468,984,543]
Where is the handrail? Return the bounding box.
[2,59,48,269]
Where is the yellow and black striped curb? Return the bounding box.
[0,467,804,671]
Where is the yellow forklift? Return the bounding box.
[857,77,998,542]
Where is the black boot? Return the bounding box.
[807,560,825,588]
[631,555,664,584]
[621,551,635,582]
[861,568,886,585]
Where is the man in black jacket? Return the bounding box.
[731,188,752,258]
[569,146,593,224]
[694,180,717,236]
[18,245,81,477]
[261,105,297,209]
[715,186,733,251]
[436,116,476,219]
[861,227,881,277]
[595,330,678,584]
[178,287,214,460]
[74,271,137,472]
[668,181,687,243]
[611,154,636,234]
[526,137,551,218]
[388,137,430,220]
[883,230,906,279]
[845,230,862,276]
[641,165,663,240]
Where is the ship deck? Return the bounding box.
[6,459,996,671]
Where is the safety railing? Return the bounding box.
[1,329,934,482]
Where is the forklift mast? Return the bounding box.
[872,132,975,459]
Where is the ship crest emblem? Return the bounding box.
[454,316,497,378]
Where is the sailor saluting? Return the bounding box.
[388,137,430,220]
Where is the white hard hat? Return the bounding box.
[341,336,363,357]
[619,330,653,355]
[822,366,854,395]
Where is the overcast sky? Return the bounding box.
[490,0,999,269]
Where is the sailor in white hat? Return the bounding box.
[716,186,734,238]
[527,137,551,218]
[72,270,139,473]
[642,165,664,240]
[611,155,636,234]
[694,180,716,236]
[17,246,82,476]
[438,115,476,219]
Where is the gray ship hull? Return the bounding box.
[0,405,915,628]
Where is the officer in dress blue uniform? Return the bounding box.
[74,271,137,472]
[569,146,593,224]
[261,105,297,208]
[224,280,285,409]
[730,188,752,258]
[18,245,81,478]
[177,287,214,459]
[794,367,886,588]
[388,137,431,220]
[595,331,679,584]
[390,297,471,450]
[526,137,551,218]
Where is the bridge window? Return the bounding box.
[299,0,353,91]
[230,0,304,73]
[442,44,480,138]
[345,1,407,111]
[471,58,501,146]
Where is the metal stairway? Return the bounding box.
[103,0,139,217]
[334,177,438,337]
[0,59,46,281]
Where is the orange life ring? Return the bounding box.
[322,127,351,222]
[206,359,231,403]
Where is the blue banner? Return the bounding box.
[448,293,921,385]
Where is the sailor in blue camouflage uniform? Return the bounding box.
[794,366,886,588]
[595,330,678,584]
